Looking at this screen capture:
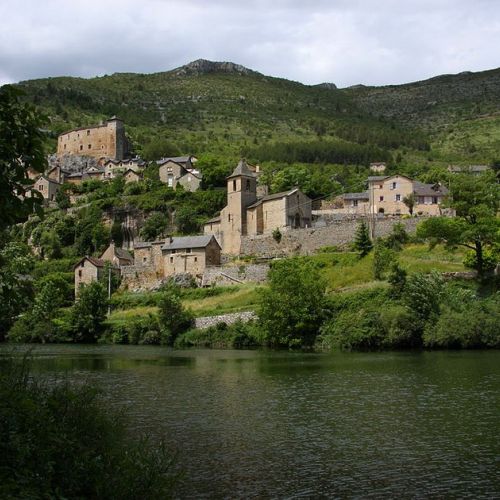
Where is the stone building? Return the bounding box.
[334,174,449,216]
[100,243,133,266]
[102,157,146,180]
[123,169,143,183]
[203,160,312,255]
[132,235,221,280]
[32,175,61,201]
[74,256,107,295]
[369,162,387,173]
[157,156,202,191]
[57,116,129,160]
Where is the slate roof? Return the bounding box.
[227,159,257,179]
[343,191,369,200]
[114,247,133,261]
[413,182,449,197]
[246,188,299,209]
[205,215,221,224]
[161,235,219,251]
[156,156,195,166]
[74,256,106,269]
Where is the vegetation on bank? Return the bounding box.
[0,355,177,498]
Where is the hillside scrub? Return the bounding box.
[0,355,177,499]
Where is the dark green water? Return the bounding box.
[3,345,499,498]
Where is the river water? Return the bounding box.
[3,345,499,498]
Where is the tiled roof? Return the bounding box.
[161,235,219,251]
[343,191,369,200]
[413,182,449,197]
[74,256,105,269]
[114,247,133,261]
[246,188,299,209]
[227,159,257,179]
[156,156,195,165]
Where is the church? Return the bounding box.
[204,160,312,255]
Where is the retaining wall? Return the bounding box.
[194,311,257,329]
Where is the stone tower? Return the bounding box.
[219,159,257,254]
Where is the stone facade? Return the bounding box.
[201,263,269,286]
[240,216,422,257]
[158,156,201,191]
[32,176,61,201]
[205,160,312,255]
[74,257,106,295]
[194,311,257,329]
[57,117,128,160]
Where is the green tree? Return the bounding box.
[403,193,416,215]
[141,212,170,240]
[142,138,181,162]
[175,206,200,234]
[353,221,372,257]
[55,188,71,209]
[0,85,47,230]
[372,241,396,279]
[259,259,327,347]
[417,172,499,277]
[70,282,108,343]
[157,288,193,345]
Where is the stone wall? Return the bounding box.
[194,311,257,329]
[202,263,269,286]
[120,264,163,291]
[240,216,422,257]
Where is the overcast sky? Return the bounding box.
[1,0,499,88]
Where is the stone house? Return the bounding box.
[368,175,448,216]
[157,156,202,191]
[46,165,71,184]
[100,243,134,266]
[102,157,146,180]
[32,175,61,201]
[123,169,143,183]
[74,256,107,295]
[66,172,84,185]
[341,191,370,214]
[161,235,221,277]
[57,116,129,160]
[203,160,312,254]
[85,166,105,180]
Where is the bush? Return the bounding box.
[463,248,497,273]
[373,241,396,279]
[175,321,258,348]
[157,288,193,345]
[0,356,176,499]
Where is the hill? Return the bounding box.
[15,59,500,166]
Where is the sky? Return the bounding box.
[1,0,499,88]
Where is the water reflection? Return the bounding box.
[2,345,499,498]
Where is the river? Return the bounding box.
[3,345,499,498]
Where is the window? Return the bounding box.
[88,144,91,149]
[78,270,82,278]
[87,130,90,136]
[379,196,384,202]
[233,180,237,191]
[64,144,66,150]
[80,145,83,151]
[171,250,176,254]
[228,214,231,222]
[352,200,358,207]
[186,248,192,254]
[80,262,84,268]
[432,196,438,204]
[246,179,251,191]
[39,185,43,191]
[391,182,397,190]
[378,184,383,189]
[395,194,401,201]
[194,257,198,262]
[143,257,147,263]
[170,257,173,263]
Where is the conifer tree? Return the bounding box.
[354,221,373,257]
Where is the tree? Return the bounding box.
[403,193,416,216]
[0,85,47,230]
[372,240,396,280]
[353,221,372,257]
[175,206,200,234]
[70,282,108,343]
[142,138,181,162]
[157,287,193,345]
[417,172,499,277]
[140,212,170,241]
[259,259,327,347]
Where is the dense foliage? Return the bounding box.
[0,356,176,498]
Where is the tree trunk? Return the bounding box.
[475,239,484,277]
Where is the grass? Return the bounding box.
[106,244,466,324]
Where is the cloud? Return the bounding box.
[0,0,499,87]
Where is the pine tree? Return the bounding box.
[354,221,373,257]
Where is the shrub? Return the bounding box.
[0,356,176,499]
[157,288,193,345]
[373,241,396,279]
[463,248,497,273]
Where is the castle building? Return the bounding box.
[57,116,129,160]
[204,160,312,255]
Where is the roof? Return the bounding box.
[37,175,61,185]
[343,191,369,200]
[74,256,106,269]
[114,247,133,261]
[67,172,83,178]
[413,182,449,197]
[227,159,257,179]
[367,174,413,183]
[156,156,195,166]
[246,188,300,209]
[205,215,221,224]
[134,242,152,249]
[161,235,220,251]
[59,117,122,136]
[123,168,143,177]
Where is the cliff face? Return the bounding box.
[173,59,257,77]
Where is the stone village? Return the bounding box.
[22,117,483,294]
